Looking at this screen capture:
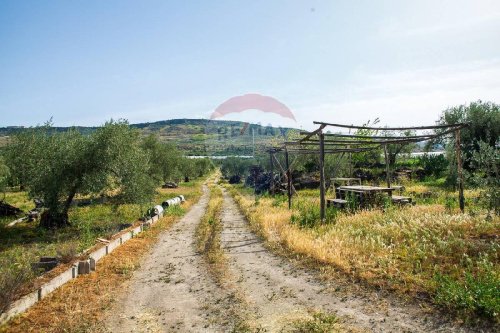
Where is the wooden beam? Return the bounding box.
[322,133,437,140]
[455,129,465,213]
[302,126,461,144]
[319,132,326,222]
[286,147,376,154]
[272,153,297,195]
[269,150,275,195]
[383,144,391,188]
[286,141,378,147]
[299,124,326,142]
[312,121,467,131]
[285,149,292,209]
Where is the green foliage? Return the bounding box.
[220,157,253,178]
[193,158,215,177]
[291,201,337,228]
[469,141,499,217]
[0,255,34,313]
[434,256,499,320]
[351,118,383,167]
[381,129,418,166]
[6,120,156,228]
[437,100,499,171]
[417,154,449,178]
[272,194,287,207]
[0,156,9,198]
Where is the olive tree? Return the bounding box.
[436,100,499,169]
[141,134,186,184]
[8,120,156,228]
[0,156,9,200]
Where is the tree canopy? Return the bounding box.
[6,120,156,228]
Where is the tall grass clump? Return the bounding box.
[0,254,35,314]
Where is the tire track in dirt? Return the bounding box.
[105,186,227,333]
[220,188,472,332]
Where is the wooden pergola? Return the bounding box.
[271,121,468,220]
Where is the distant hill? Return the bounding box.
[0,119,299,156]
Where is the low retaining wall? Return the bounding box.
[0,196,184,324]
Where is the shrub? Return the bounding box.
[434,257,499,320]
[291,201,337,228]
[0,257,34,314]
[56,242,79,264]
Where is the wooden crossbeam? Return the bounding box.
[299,126,461,145]
[285,141,378,147]
[299,124,326,142]
[312,121,467,131]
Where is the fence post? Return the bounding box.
[455,129,465,212]
[319,132,326,222]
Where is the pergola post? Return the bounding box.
[285,148,292,209]
[319,132,326,222]
[455,129,465,213]
[383,144,391,188]
[269,150,274,195]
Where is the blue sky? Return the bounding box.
[1,0,499,130]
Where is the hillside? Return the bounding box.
[0,119,298,156]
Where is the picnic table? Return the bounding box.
[336,185,396,208]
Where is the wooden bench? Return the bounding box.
[391,195,412,205]
[327,198,347,209]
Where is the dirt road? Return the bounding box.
[105,186,226,332]
[105,185,474,332]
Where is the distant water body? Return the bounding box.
[187,151,445,159]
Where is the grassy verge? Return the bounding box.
[195,178,253,332]
[227,184,499,323]
[0,181,200,298]
[281,311,344,333]
[0,179,204,332]
[195,181,225,280]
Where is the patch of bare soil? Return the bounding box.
[219,189,476,333]
[105,186,228,333]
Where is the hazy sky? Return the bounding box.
[1,0,499,130]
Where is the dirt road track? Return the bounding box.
[105,185,477,332]
[105,186,225,332]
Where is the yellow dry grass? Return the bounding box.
[228,186,499,297]
[0,182,203,333]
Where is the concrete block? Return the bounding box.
[72,264,78,278]
[31,261,58,273]
[89,258,96,271]
[152,215,158,222]
[78,260,91,275]
[121,231,132,243]
[0,289,40,324]
[132,225,141,236]
[40,266,74,298]
[107,237,121,254]
[89,245,107,263]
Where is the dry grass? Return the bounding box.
[194,176,254,332]
[228,185,499,321]
[0,181,204,333]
